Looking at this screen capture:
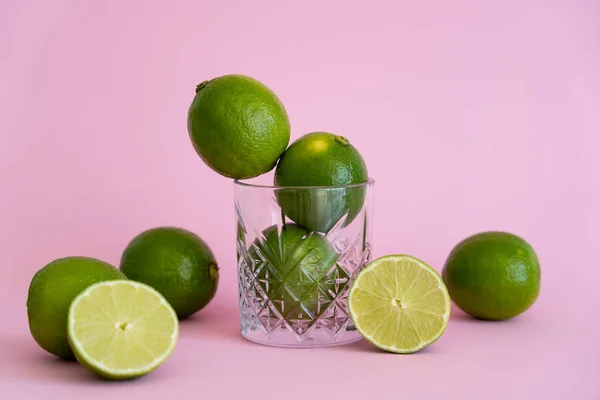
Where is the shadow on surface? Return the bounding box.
[331,337,442,355]
[449,303,474,321]
[2,335,139,385]
[2,304,243,384]
[449,303,525,326]
[335,339,381,353]
[178,301,243,344]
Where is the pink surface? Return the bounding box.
[1,0,598,398]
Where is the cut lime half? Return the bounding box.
[349,255,450,353]
[67,280,179,379]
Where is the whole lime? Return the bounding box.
[248,224,340,318]
[120,227,219,319]
[442,231,541,320]
[27,257,126,359]
[274,132,369,233]
[187,74,290,179]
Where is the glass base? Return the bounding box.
[237,239,372,349]
[241,325,363,348]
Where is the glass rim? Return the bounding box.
[233,177,375,190]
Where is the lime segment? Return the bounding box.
[349,255,450,353]
[68,280,179,380]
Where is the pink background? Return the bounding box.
[1,0,598,398]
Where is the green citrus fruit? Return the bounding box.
[68,280,178,380]
[274,132,369,233]
[349,255,450,353]
[248,224,341,319]
[442,231,541,321]
[120,227,219,319]
[26,257,126,359]
[187,74,290,179]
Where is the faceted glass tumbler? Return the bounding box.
[234,179,374,348]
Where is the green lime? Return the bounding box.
[274,132,369,233]
[248,224,341,319]
[26,257,126,359]
[120,227,219,319]
[442,231,541,321]
[349,255,450,353]
[68,280,178,380]
[187,74,290,179]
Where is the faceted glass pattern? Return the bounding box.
[234,180,374,348]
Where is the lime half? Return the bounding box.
[349,255,450,353]
[67,280,179,380]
